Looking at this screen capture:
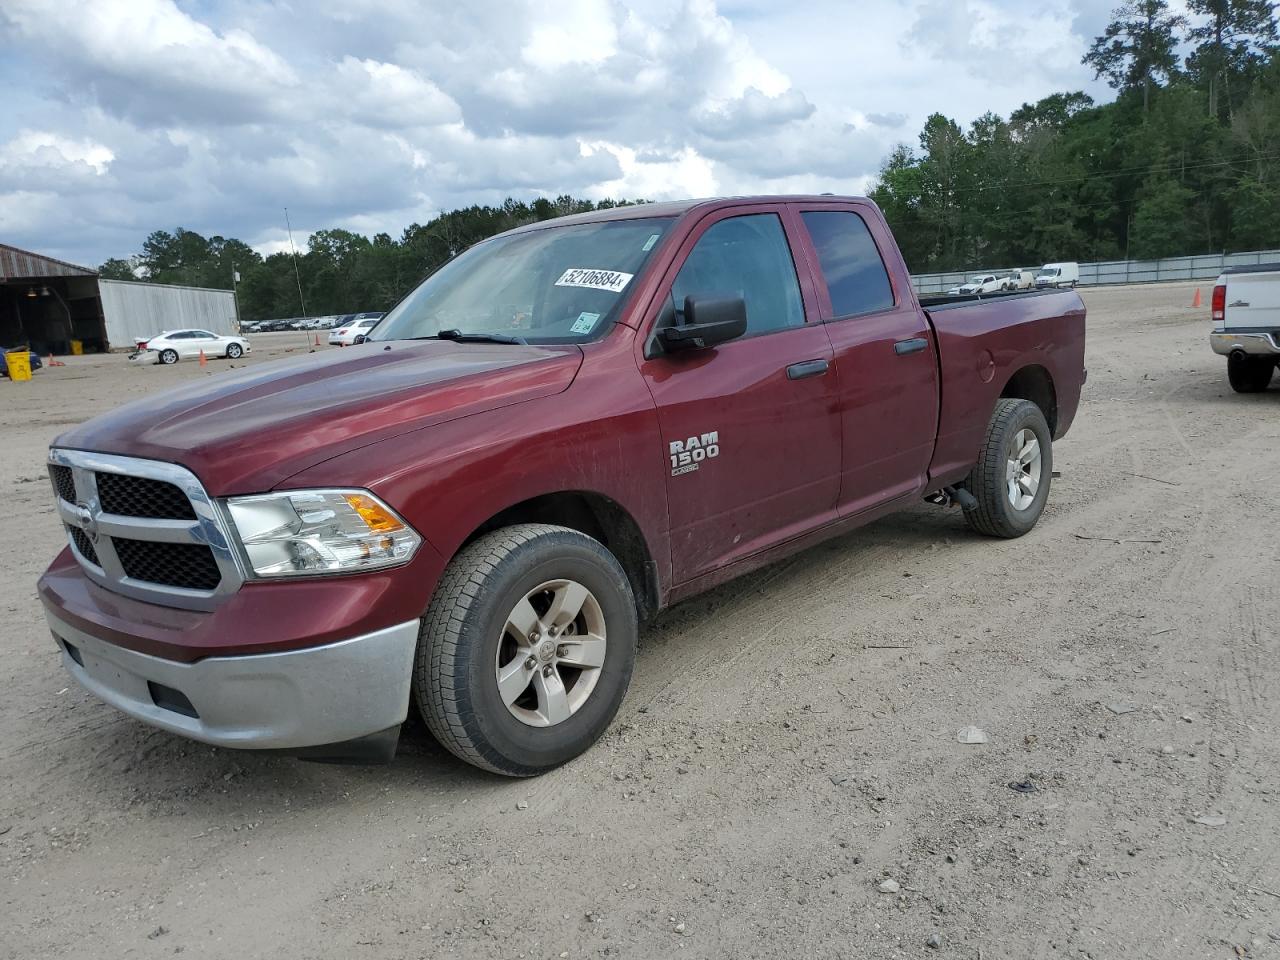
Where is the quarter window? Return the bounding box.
[801,211,895,318]
[670,214,805,336]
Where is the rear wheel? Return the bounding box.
[963,398,1053,538]
[159,348,178,365]
[414,524,637,776]
[1227,353,1274,393]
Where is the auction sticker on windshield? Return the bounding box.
[555,268,633,293]
[570,312,600,334]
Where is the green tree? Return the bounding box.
[1130,177,1199,256]
[98,257,138,280]
[1084,1,1188,112]
[1186,0,1278,118]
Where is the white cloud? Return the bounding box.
[522,0,620,69]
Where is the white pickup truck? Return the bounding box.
[1210,265,1280,393]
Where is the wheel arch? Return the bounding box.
[458,491,661,621]
[999,364,1058,436]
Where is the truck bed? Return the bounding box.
[920,287,1087,488]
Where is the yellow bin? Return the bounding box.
[70,339,84,356]
[5,351,32,382]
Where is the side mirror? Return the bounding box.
[658,295,748,353]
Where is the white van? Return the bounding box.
[1004,269,1036,290]
[1035,262,1079,288]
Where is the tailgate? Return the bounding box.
[1225,270,1280,330]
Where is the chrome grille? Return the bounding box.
[67,525,100,567]
[114,538,221,590]
[97,472,196,520]
[48,449,243,610]
[49,464,76,503]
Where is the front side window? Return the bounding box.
[669,213,805,336]
[801,211,895,318]
[371,217,674,344]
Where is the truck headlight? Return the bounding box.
[225,490,421,578]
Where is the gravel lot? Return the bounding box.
[2,284,1277,960]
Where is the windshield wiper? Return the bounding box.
[414,329,528,346]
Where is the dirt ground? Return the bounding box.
[2,283,1278,960]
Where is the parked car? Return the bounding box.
[1004,269,1036,290]
[1035,262,1079,288]
[947,274,1003,295]
[39,194,1085,774]
[329,316,382,346]
[1209,263,1280,392]
[130,329,252,365]
[0,347,42,377]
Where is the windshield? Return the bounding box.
[969,277,988,283]
[371,216,675,344]
[1038,268,1058,277]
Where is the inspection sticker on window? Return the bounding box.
[570,312,600,334]
[642,234,660,252]
[555,268,633,293]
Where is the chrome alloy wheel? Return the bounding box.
[495,579,607,727]
[1005,427,1042,511]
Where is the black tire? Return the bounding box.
[159,349,178,365]
[1227,353,1274,393]
[415,523,637,776]
[226,342,243,359]
[963,398,1053,538]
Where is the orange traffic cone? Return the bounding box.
[198,349,207,368]
[313,333,321,347]
[47,353,65,367]
[1192,288,1202,308]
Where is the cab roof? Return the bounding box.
[501,195,873,237]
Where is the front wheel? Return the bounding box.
[226,342,243,359]
[1227,353,1274,393]
[963,398,1053,538]
[415,524,637,776]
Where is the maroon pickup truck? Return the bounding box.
[39,196,1085,776]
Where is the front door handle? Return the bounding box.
[894,337,929,356]
[786,358,830,380]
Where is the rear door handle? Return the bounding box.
[786,358,830,380]
[894,337,929,356]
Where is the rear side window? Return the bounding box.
[801,211,894,318]
[670,213,805,336]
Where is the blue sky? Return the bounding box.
[0,0,1120,267]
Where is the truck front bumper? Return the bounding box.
[1211,331,1280,356]
[45,606,419,758]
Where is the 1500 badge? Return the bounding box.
[669,431,720,476]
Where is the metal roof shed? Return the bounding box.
[0,243,105,354]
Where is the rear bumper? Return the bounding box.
[1211,331,1280,356]
[45,605,419,751]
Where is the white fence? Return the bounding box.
[99,279,238,348]
[910,249,1280,295]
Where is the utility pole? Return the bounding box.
[231,262,242,332]
[284,207,310,352]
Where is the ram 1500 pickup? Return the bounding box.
[38,196,1086,776]
[1210,264,1280,392]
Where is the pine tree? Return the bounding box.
[1084,1,1188,112]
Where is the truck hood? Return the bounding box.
[54,340,584,495]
